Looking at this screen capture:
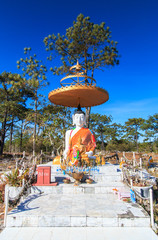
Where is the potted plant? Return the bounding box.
[131,178,152,198]
[3,168,29,199]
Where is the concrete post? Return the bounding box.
[149,188,154,228]
[32,151,35,165]
[133,152,136,167]
[130,179,133,188]
[140,158,142,168]
[22,178,25,187]
[4,184,9,227]
[121,168,124,181]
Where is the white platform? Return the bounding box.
[6,192,150,227]
[1,162,158,239]
[0,227,158,240]
[6,163,150,228]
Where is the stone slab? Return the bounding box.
[31,181,128,195]
[0,227,158,240]
[5,163,150,229]
[6,192,149,227]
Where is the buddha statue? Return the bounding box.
[63,106,96,167]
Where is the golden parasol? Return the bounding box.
[48,61,109,107]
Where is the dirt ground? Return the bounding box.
[0,203,5,232]
[105,152,158,165]
[0,183,6,231]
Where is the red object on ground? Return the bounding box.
[33,166,58,186]
[118,191,130,200]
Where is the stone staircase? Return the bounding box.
[6,163,150,228]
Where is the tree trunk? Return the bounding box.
[86,107,91,128]
[33,90,37,154]
[9,117,14,153]
[101,131,104,151]
[20,120,23,152]
[135,126,138,152]
[136,136,138,152]
[0,131,5,156]
[0,111,7,156]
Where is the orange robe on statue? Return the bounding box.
[67,128,96,166]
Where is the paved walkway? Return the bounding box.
[6,192,149,227]
[0,227,158,240]
[0,162,158,239]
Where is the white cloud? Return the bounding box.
[93,97,158,124]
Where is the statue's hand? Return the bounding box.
[85,151,93,157]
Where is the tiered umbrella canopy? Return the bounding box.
[48,61,109,107]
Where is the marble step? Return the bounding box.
[50,164,120,174]
[6,193,150,227]
[31,181,126,195]
[37,163,122,184]
[7,214,150,227]
[91,174,121,182]
[1,227,158,240]
[51,172,122,183]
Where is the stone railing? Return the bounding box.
[122,165,156,231]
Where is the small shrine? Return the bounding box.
[48,61,109,184]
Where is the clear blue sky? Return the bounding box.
[0,0,158,124]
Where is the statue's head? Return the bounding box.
[72,105,86,127]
